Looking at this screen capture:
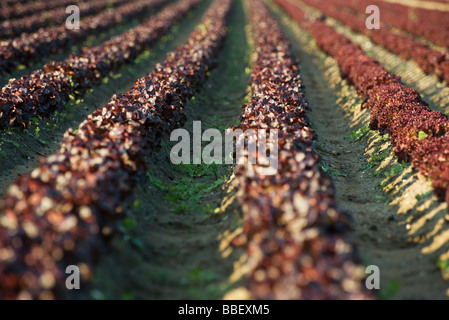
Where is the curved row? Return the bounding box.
[418,0,449,3]
[356,0,449,29]
[0,0,129,40]
[275,0,449,210]
[0,0,232,300]
[0,0,87,21]
[0,0,43,7]
[0,0,202,130]
[417,0,449,3]
[233,0,371,299]
[0,0,163,76]
[301,0,449,85]
[329,0,449,48]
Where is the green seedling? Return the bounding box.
[132,199,142,210]
[0,138,19,149]
[370,151,389,164]
[320,164,347,177]
[121,291,134,300]
[173,162,220,179]
[147,174,167,191]
[415,191,433,201]
[31,117,39,125]
[118,217,136,232]
[185,268,218,286]
[437,258,449,279]
[361,161,376,171]
[349,124,370,141]
[378,280,399,300]
[384,162,408,178]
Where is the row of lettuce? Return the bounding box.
[300,0,449,86]
[6,0,445,300]
[0,0,376,300]
[0,0,163,76]
[232,0,371,300]
[0,0,204,130]
[329,0,449,48]
[0,0,230,300]
[0,0,82,21]
[276,0,449,211]
[0,0,130,39]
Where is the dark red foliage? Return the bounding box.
[275,0,449,212]
[0,0,80,21]
[390,109,449,161]
[0,0,164,76]
[0,0,231,300]
[301,0,449,86]
[0,0,132,39]
[233,0,372,300]
[330,0,449,48]
[0,0,202,131]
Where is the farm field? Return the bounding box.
[0,0,449,301]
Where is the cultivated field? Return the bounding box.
[0,0,449,300]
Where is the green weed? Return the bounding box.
[349,124,370,141]
[320,164,347,177]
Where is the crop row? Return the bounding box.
[0,0,81,21]
[232,0,371,300]
[0,0,202,131]
[419,0,449,3]
[300,0,449,85]
[0,0,43,8]
[0,0,232,300]
[0,0,163,76]
[329,0,449,48]
[363,0,449,29]
[275,0,449,210]
[0,0,130,40]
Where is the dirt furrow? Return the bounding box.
[90,0,251,300]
